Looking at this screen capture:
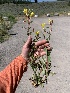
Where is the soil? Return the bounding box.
[0,16,70,93]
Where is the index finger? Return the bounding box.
[35,40,47,46]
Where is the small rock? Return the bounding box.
[68,13,70,16]
[34,15,38,17]
[54,13,59,16]
[47,13,50,17]
[2,16,8,21]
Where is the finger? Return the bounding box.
[35,40,47,46]
[38,46,52,51]
[39,43,50,49]
[39,45,45,49]
[44,43,50,47]
[40,52,46,56]
[34,51,46,57]
[34,48,43,56]
[24,36,32,47]
[47,47,53,51]
[37,48,44,52]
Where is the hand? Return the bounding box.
[21,36,51,61]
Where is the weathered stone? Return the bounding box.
[34,15,38,17]
[47,13,50,17]
[54,13,59,16]
[68,13,70,16]
[2,16,8,21]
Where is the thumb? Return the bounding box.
[25,36,32,47]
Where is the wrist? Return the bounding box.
[20,54,29,62]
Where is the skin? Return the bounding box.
[0,36,51,93]
[21,36,51,61]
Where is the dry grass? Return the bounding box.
[0,1,70,17]
[0,1,70,43]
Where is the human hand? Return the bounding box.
[21,36,51,61]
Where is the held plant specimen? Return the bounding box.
[23,9,53,87]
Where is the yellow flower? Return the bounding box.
[49,18,52,23]
[23,9,28,15]
[41,23,46,29]
[49,18,53,25]
[36,31,39,35]
[30,12,34,17]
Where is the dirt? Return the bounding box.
[0,16,70,93]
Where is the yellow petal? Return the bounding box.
[49,18,52,23]
[41,23,46,29]
[30,12,34,17]
[36,31,39,35]
[23,9,28,14]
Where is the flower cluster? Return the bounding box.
[23,8,34,17]
[23,8,53,87]
[23,9,34,25]
[49,18,53,26]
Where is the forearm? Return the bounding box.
[0,55,28,93]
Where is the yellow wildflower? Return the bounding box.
[23,9,28,15]
[41,23,46,29]
[49,18,52,23]
[49,18,53,25]
[30,12,34,17]
[36,31,39,35]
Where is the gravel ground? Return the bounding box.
[0,16,70,93]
